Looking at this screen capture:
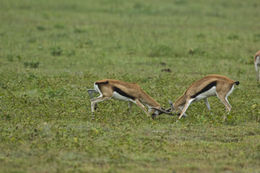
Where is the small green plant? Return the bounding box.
[24,61,40,68]
[188,48,205,56]
[148,45,173,57]
[50,47,63,56]
[227,34,239,40]
[74,27,87,34]
[36,26,46,31]
[6,54,13,62]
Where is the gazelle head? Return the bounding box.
[150,106,174,119]
[168,100,175,112]
[167,100,182,117]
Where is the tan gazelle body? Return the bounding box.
[88,79,172,119]
[169,74,239,119]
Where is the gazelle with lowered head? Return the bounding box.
[254,50,260,82]
[88,79,172,119]
[169,74,239,120]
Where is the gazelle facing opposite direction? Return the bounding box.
[88,79,172,119]
[169,74,239,120]
[255,50,260,82]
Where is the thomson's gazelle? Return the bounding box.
[169,74,239,119]
[88,79,172,118]
[255,50,260,81]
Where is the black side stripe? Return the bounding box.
[191,81,217,98]
[112,87,135,100]
[95,81,109,85]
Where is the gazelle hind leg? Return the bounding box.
[222,96,231,122]
[178,98,194,119]
[216,94,232,112]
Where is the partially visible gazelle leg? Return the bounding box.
[216,86,235,121]
[259,69,260,82]
[178,98,194,119]
[255,65,260,81]
[217,83,235,112]
[135,99,150,117]
[91,96,111,113]
[128,102,133,113]
[255,55,260,81]
[255,61,259,81]
[258,69,260,82]
[204,98,211,111]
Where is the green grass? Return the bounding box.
[0,0,260,172]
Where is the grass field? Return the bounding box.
[0,0,260,172]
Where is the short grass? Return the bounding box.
[0,0,260,172]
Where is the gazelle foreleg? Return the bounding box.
[178,98,195,119]
[135,99,150,117]
[178,105,188,117]
[91,96,111,113]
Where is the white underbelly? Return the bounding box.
[112,91,133,102]
[195,86,216,101]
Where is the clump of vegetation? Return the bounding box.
[36,26,46,31]
[188,48,206,56]
[148,45,173,57]
[50,46,63,56]
[24,61,40,68]
[74,27,87,34]
[227,34,239,40]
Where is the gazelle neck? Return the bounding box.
[174,94,186,108]
[140,90,160,108]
